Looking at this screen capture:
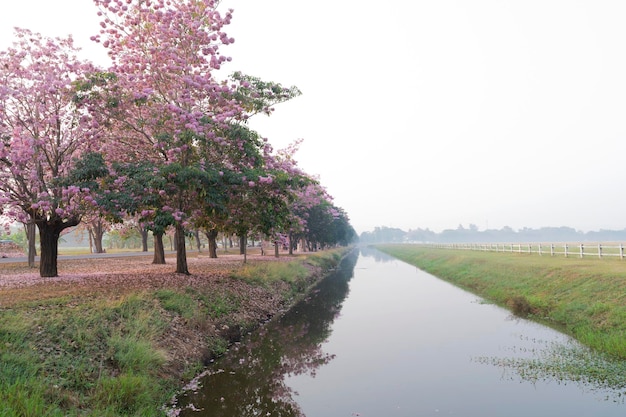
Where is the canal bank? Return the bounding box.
[174,247,626,417]
[0,248,351,416]
[375,244,626,360]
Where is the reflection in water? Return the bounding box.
[358,245,396,263]
[174,250,359,417]
[174,248,626,417]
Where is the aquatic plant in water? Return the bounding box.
[474,338,626,402]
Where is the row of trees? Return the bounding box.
[360,225,626,244]
[0,0,355,277]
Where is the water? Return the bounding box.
[175,248,626,417]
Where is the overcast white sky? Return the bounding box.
[2,1,626,234]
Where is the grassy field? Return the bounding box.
[0,248,349,417]
[375,244,626,360]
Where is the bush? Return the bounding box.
[506,296,533,317]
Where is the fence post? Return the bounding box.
[598,244,602,259]
[538,243,542,256]
[621,244,624,260]
[527,244,531,254]
[580,244,584,258]
[550,244,554,256]
[564,244,568,258]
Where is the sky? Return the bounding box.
[2,1,626,235]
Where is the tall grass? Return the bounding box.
[376,244,626,360]
[0,294,174,416]
[231,248,347,298]
[0,247,351,416]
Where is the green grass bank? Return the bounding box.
[375,244,626,360]
[0,248,350,417]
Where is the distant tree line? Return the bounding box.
[360,224,626,244]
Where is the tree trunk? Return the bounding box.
[175,223,189,274]
[288,232,294,255]
[88,228,94,254]
[205,229,218,258]
[239,234,246,255]
[274,241,279,258]
[39,225,60,277]
[26,221,36,268]
[152,231,166,264]
[37,218,78,277]
[194,229,201,252]
[140,225,148,252]
[91,220,105,253]
[237,234,247,263]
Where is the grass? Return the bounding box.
[231,248,346,299]
[376,244,626,360]
[0,248,350,416]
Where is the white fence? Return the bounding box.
[426,242,626,259]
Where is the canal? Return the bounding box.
[174,247,626,416]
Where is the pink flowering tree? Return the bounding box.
[87,0,245,274]
[303,201,355,250]
[220,146,312,259]
[88,0,302,272]
[287,182,329,252]
[259,140,319,254]
[0,29,102,277]
[275,149,355,251]
[289,182,356,250]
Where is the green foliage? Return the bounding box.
[0,352,40,385]
[92,374,160,416]
[0,227,29,252]
[305,247,345,269]
[214,123,265,167]
[206,294,238,318]
[231,249,349,297]
[205,336,229,358]
[64,153,109,190]
[108,336,165,374]
[0,293,173,416]
[230,71,302,116]
[232,261,309,286]
[155,289,196,319]
[506,296,533,317]
[475,339,626,399]
[73,72,118,102]
[154,287,242,334]
[0,381,66,417]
